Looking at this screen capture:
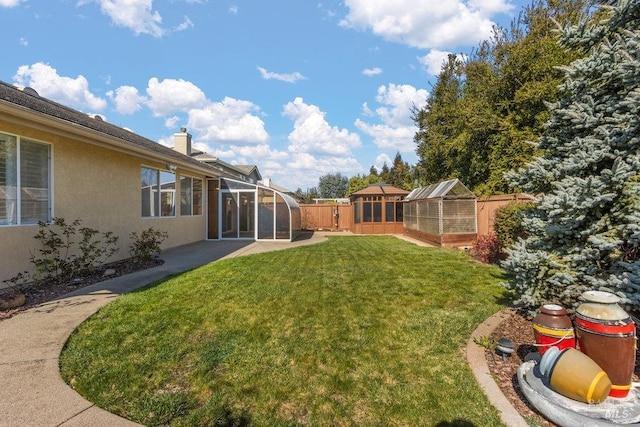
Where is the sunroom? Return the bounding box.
[214,178,301,241]
[403,178,477,248]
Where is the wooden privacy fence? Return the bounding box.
[476,193,535,237]
[299,204,353,231]
[300,194,535,240]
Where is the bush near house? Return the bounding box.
[129,228,168,263]
[27,217,119,286]
[3,220,168,291]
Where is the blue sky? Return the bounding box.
[1,0,528,191]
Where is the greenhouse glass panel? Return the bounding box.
[239,192,255,238]
[222,192,238,238]
[443,217,476,233]
[275,193,290,239]
[258,188,275,239]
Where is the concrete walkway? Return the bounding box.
[0,232,525,426]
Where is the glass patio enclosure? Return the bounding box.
[219,178,301,241]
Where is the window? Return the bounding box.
[180,175,203,216]
[385,202,394,222]
[0,132,51,226]
[361,196,383,222]
[141,166,175,217]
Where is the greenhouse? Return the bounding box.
[216,178,301,241]
[403,179,477,248]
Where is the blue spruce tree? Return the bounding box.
[502,0,640,314]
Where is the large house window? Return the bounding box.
[180,175,203,216]
[0,132,51,226]
[141,166,175,218]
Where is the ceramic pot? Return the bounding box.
[532,304,576,355]
[575,291,637,398]
[539,346,612,404]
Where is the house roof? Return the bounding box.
[0,81,227,178]
[190,150,261,181]
[235,165,262,180]
[405,178,475,201]
[349,184,410,197]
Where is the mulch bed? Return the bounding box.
[0,257,163,322]
[486,309,640,426]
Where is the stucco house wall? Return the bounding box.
[0,83,217,285]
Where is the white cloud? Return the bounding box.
[355,120,416,151]
[92,0,164,37]
[375,153,393,169]
[418,50,467,76]
[419,49,451,76]
[164,116,181,129]
[228,5,238,14]
[362,67,383,77]
[283,97,361,156]
[146,77,207,116]
[19,37,28,46]
[107,85,147,114]
[286,152,363,188]
[13,62,107,111]
[355,83,428,152]
[187,97,269,143]
[0,0,21,6]
[469,0,514,15]
[232,144,288,162]
[174,16,193,32]
[340,0,513,49]
[257,67,307,83]
[374,84,428,127]
[109,77,268,145]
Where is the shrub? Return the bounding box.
[31,218,119,284]
[75,227,120,272]
[129,228,168,263]
[3,217,120,287]
[493,202,534,248]
[469,233,502,264]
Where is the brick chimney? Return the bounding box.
[174,127,192,156]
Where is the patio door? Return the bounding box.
[221,190,255,239]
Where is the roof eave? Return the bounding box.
[0,100,221,177]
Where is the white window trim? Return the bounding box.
[0,132,52,227]
[141,165,176,219]
[179,173,203,217]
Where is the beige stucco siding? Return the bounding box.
[0,120,209,285]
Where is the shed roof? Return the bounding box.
[349,184,410,197]
[0,81,226,177]
[405,179,475,201]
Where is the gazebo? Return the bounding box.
[403,179,477,247]
[349,184,410,234]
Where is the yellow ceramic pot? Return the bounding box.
[539,346,612,404]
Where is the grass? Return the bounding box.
[60,236,508,426]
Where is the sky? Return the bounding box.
[1,0,529,191]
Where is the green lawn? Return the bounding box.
[60,236,507,426]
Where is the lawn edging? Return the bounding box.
[466,308,529,427]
